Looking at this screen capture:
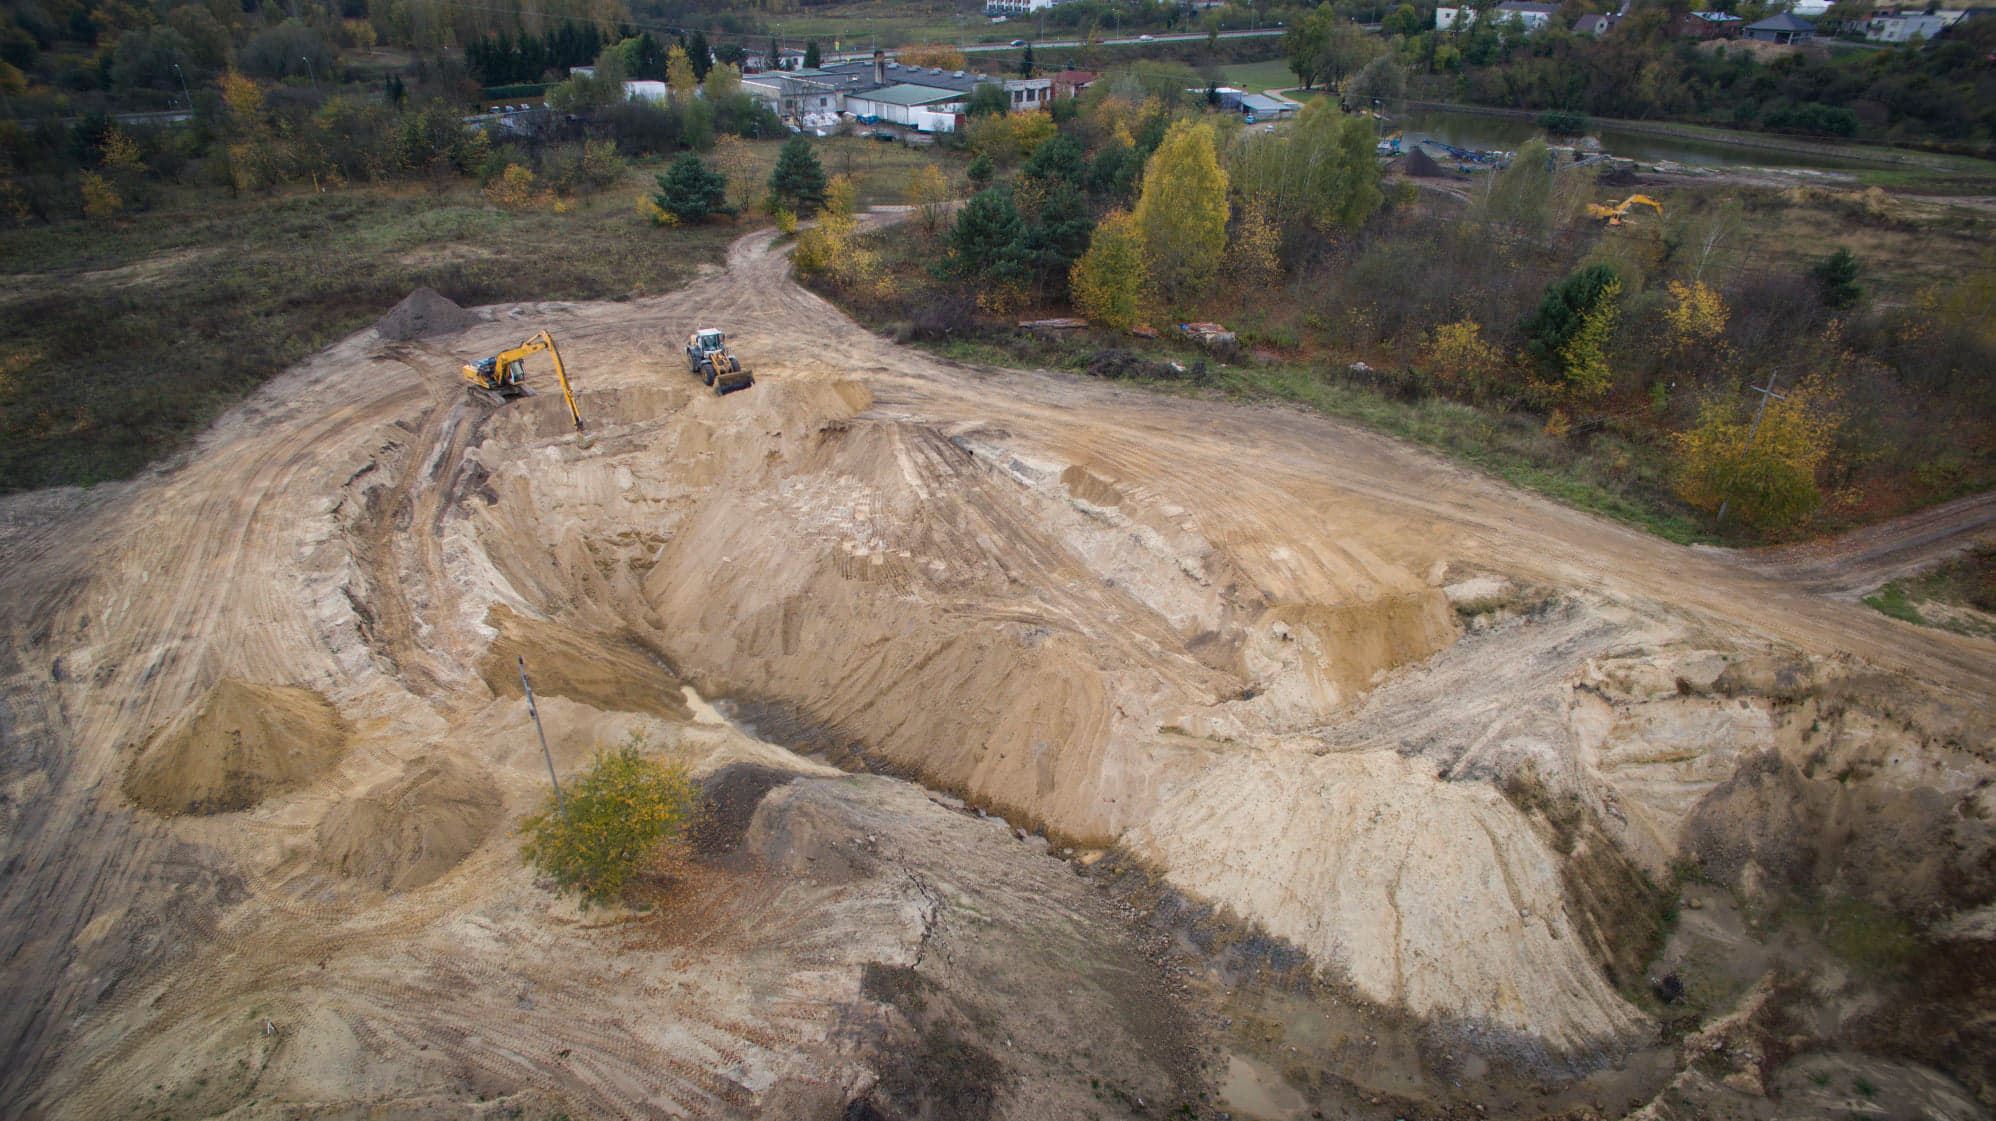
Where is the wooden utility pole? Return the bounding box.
[1716,371,1787,526]
[518,656,566,816]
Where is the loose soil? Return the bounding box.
[121,679,349,816]
[0,220,1989,1120]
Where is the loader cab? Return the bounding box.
[691,329,724,356]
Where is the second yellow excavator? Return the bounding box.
[460,329,586,437]
[1587,194,1664,226]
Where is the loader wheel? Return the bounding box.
[728,356,741,373]
[701,362,715,386]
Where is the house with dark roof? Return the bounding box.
[1743,11,1817,41]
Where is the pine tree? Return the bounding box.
[1070,210,1148,330]
[686,30,713,81]
[966,152,995,190]
[768,136,828,216]
[803,40,821,69]
[1131,119,1228,309]
[1020,43,1034,76]
[945,187,1029,286]
[1023,180,1094,296]
[654,153,728,222]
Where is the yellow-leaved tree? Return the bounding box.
[794,175,882,294]
[79,172,122,220]
[1663,280,1729,351]
[1070,209,1149,330]
[1559,277,1621,398]
[1422,319,1501,387]
[520,736,699,907]
[1674,377,1841,532]
[903,163,952,243]
[666,45,697,102]
[1133,118,1228,311]
[898,44,969,70]
[1225,195,1282,293]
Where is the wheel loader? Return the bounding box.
[460,329,590,443]
[685,328,754,395]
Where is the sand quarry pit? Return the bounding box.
[1,223,1992,1121]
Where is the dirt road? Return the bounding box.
[0,222,1988,1119]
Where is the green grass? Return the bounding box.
[1862,548,1996,638]
[0,136,957,492]
[0,165,731,492]
[1219,59,1299,93]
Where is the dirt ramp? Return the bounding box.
[123,680,349,815]
[315,758,503,891]
[373,287,478,341]
[478,603,689,720]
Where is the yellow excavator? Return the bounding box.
[1587,194,1664,226]
[459,330,587,439]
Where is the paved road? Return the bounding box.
[829,27,1282,62]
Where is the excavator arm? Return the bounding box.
[524,331,586,435]
[461,330,587,435]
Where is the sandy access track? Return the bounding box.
[0,221,1990,1120]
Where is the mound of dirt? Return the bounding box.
[123,680,349,815]
[315,758,503,891]
[478,604,690,720]
[374,287,478,341]
[1404,147,1451,178]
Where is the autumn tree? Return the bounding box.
[1133,118,1229,309]
[1226,195,1282,293]
[486,163,544,210]
[1675,378,1841,532]
[899,43,968,70]
[79,172,122,220]
[1422,320,1503,388]
[710,134,757,212]
[1229,101,1382,236]
[702,61,741,101]
[1663,280,1728,352]
[1523,265,1621,388]
[768,136,828,215]
[520,738,699,907]
[1558,276,1621,398]
[903,163,953,242]
[793,175,882,293]
[1070,210,1148,330]
[666,44,697,101]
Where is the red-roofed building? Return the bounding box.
[1050,69,1099,99]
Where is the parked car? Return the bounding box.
[1138,33,1155,40]
[1011,38,1026,46]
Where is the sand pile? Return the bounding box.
[373,287,478,341]
[123,680,349,815]
[478,604,690,720]
[315,758,503,891]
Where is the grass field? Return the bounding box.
[1220,59,1300,92]
[0,136,953,492]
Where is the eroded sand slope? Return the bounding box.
[0,225,1989,1119]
